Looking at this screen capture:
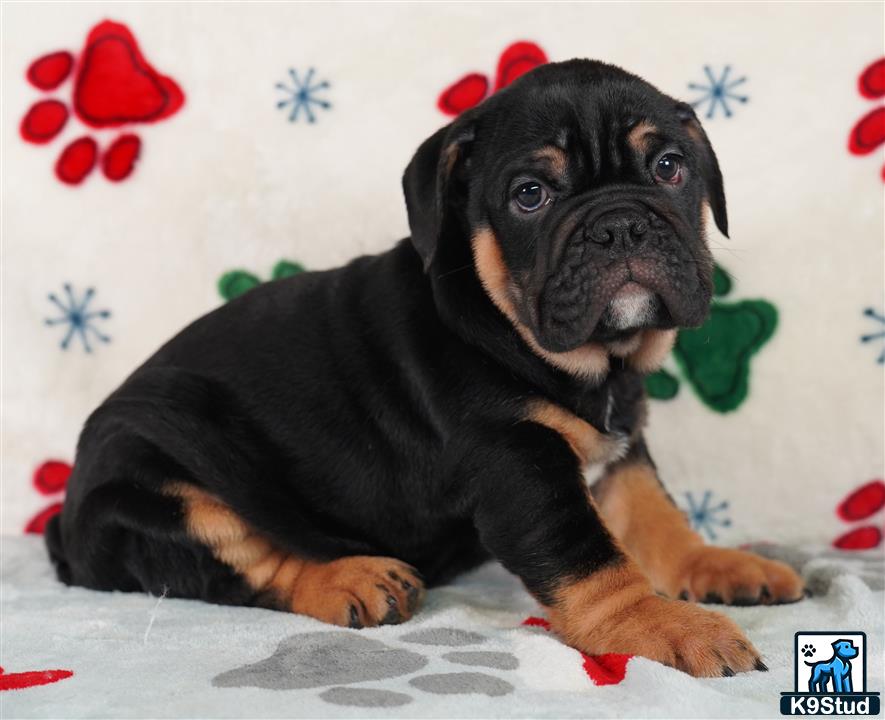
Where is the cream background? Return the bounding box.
[2,2,883,544]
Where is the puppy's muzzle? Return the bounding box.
[534,195,705,352]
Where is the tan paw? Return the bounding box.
[291,556,425,628]
[667,546,805,606]
[586,595,767,677]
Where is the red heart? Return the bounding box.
[582,653,631,686]
[0,666,73,692]
[837,480,885,522]
[849,107,885,155]
[102,134,142,181]
[833,526,883,550]
[859,57,885,99]
[20,100,68,144]
[436,41,548,117]
[27,51,74,91]
[33,460,72,495]
[438,73,489,116]
[522,616,632,686]
[55,136,98,185]
[494,41,548,91]
[25,502,63,534]
[73,21,184,128]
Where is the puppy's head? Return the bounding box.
[403,59,726,354]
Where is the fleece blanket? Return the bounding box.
[1,537,882,719]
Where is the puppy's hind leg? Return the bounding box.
[167,483,425,627]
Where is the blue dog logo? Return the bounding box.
[781,631,879,715]
[805,639,859,694]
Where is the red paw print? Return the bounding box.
[832,479,885,550]
[437,41,548,116]
[522,617,631,686]
[0,666,73,692]
[848,58,885,181]
[20,20,185,186]
[24,460,71,534]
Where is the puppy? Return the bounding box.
[46,59,804,677]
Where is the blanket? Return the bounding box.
[2,537,882,718]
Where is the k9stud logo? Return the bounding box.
[781,632,880,716]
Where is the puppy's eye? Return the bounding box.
[655,154,683,184]
[513,182,549,212]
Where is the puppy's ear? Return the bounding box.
[402,116,475,271]
[676,102,728,238]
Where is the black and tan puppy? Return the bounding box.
[46,59,804,677]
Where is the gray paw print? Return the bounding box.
[212,627,519,707]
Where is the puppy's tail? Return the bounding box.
[44,513,72,585]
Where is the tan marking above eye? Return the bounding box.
[626,121,658,153]
[532,146,568,176]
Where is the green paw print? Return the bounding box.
[646,265,777,413]
[218,260,305,302]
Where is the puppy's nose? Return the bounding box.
[587,212,648,248]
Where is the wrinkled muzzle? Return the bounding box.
[535,194,712,352]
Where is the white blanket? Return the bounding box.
[2,537,881,719]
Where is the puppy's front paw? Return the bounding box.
[668,546,805,606]
[585,596,766,677]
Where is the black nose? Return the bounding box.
[587,212,648,248]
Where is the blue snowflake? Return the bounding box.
[861,307,885,364]
[276,68,331,123]
[45,283,111,353]
[683,490,732,541]
[688,65,749,120]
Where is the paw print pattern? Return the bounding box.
[20,20,184,185]
[437,41,547,116]
[801,643,816,658]
[832,479,885,551]
[212,627,520,706]
[848,57,885,181]
[0,666,74,692]
[522,617,631,686]
[24,460,71,534]
[218,259,305,302]
[646,264,777,413]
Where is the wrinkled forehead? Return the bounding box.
[477,79,684,180]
